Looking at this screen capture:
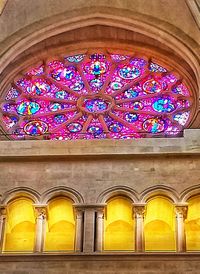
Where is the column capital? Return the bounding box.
[0,205,6,218]
[175,204,188,219]
[75,209,84,219]
[134,204,146,218]
[34,204,47,219]
[96,210,104,219]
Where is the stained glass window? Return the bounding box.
[0,52,192,140]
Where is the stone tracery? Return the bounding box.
[0,52,193,140]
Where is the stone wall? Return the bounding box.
[0,254,200,274]
[0,130,200,273]
[0,1,200,273]
[0,129,200,199]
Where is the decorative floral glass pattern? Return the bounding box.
[1,52,192,140]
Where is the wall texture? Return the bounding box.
[0,1,200,273]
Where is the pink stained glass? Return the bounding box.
[0,52,192,140]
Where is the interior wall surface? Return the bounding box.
[0,0,200,273]
[1,254,200,274]
[0,152,200,198]
[0,0,200,44]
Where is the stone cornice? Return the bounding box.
[0,129,199,160]
[0,253,200,261]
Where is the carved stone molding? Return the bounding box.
[186,0,200,29]
[134,204,146,218]
[0,206,6,217]
[175,205,188,219]
[34,205,47,219]
[0,0,7,15]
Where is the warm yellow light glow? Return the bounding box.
[185,196,200,251]
[45,197,75,251]
[104,196,134,251]
[4,197,35,252]
[144,196,176,251]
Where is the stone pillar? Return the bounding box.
[95,208,104,252]
[34,205,47,253]
[0,206,6,252]
[74,204,105,253]
[74,208,84,252]
[134,204,146,252]
[175,204,188,252]
[83,208,95,253]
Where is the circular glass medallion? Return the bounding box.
[143,118,165,133]
[125,113,138,123]
[109,123,123,133]
[5,88,20,100]
[152,98,175,113]
[84,98,108,113]
[132,101,143,110]
[52,67,76,81]
[17,101,40,115]
[124,88,139,98]
[90,79,103,90]
[3,103,16,112]
[70,81,84,91]
[31,80,50,96]
[49,102,63,112]
[67,122,82,132]
[55,90,69,99]
[24,120,48,135]
[110,81,123,90]
[88,61,107,76]
[88,125,103,135]
[119,66,140,79]
[3,115,18,128]
[143,79,162,94]
[54,114,66,123]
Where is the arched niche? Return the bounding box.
[3,197,36,252]
[44,196,75,252]
[144,196,176,251]
[104,195,135,251]
[185,195,200,251]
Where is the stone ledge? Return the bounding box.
[0,253,200,262]
[0,129,199,159]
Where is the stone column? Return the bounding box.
[0,206,6,252]
[34,205,47,253]
[95,208,104,252]
[83,208,95,253]
[74,208,84,252]
[134,204,146,252]
[175,204,188,252]
[74,204,105,253]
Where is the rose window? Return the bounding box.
[0,52,193,140]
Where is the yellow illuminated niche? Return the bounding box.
[144,196,176,251]
[104,196,135,251]
[185,196,200,251]
[4,197,35,252]
[45,197,75,251]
